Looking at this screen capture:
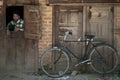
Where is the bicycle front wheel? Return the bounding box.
[89,44,118,74]
[40,47,70,78]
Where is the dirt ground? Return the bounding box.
[0,71,120,80]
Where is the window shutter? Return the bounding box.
[24,5,41,39]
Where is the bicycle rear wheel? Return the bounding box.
[40,47,70,78]
[89,44,118,74]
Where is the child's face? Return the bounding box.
[13,14,20,21]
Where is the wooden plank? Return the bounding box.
[0,35,7,70]
[88,6,113,44]
[54,6,84,69]
[48,0,119,4]
[15,32,25,70]
[48,3,120,6]
[4,32,38,72]
[15,0,39,4]
[7,0,16,5]
[24,39,38,72]
[24,5,41,39]
[83,0,119,3]
[24,0,39,4]
[6,37,16,70]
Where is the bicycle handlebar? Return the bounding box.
[63,31,94,42]
[65,31,72,35]
[63,31,106,44]
[63,31,82,42]
[64,31,72,41]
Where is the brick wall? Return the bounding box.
[39,0,52,52]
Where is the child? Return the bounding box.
[7,12,24,36]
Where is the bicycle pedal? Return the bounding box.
[75,64,79,67]
[75,63,82,67]
[87,62,91,64]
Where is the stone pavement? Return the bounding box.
[0,71,120,80]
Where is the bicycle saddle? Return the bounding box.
[85,34,95,39]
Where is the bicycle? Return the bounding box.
[40,31,118,78]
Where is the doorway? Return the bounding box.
[53,6,84,69]
[6,6,24,25]
[2,6,38,72]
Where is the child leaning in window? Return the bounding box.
[7,12,24,36]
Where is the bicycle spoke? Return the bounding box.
[41,48,70,78]
[90,44,118,73]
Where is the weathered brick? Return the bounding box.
[38,0,52,54]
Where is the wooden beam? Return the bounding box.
[48,3,120,6]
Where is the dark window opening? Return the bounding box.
[6,6,24,37]
[6,6,24,25]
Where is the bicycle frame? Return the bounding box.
[60,38,97,62]
[54,31,107,64]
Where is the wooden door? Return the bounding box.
[86,6,114,72]
[5,32,39,72]
[0,4,40,72]
[24,5,41,39]
[54,6,83,68]
[24,5,41,71]
[87,6,114,44]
